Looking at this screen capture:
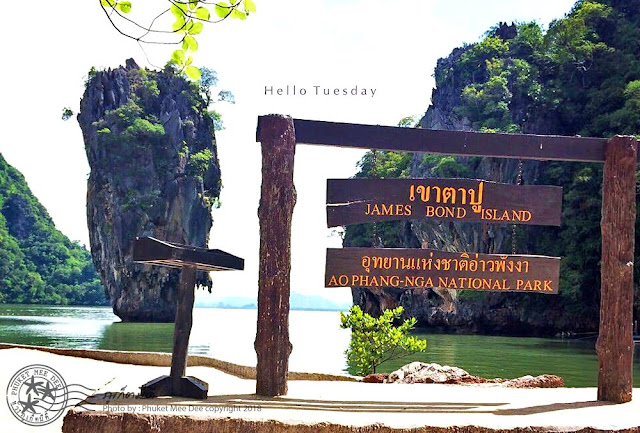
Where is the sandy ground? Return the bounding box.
[1,347,639,433]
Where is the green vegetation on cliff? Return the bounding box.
[345,0,640,333]
[0,155,106,305]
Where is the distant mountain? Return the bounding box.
[195,292,351,311]
[195,296,256,309]
[290,292,351,311]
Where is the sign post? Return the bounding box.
[597,135,636,403]
[255,115,637,402]
[255,114,296,397]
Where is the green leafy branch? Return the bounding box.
[99,0,256,80]
[340,306,427,375]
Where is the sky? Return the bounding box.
[0,0,577,305]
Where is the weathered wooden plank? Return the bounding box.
[597,135,636,403]
[132,237,244,272]
[281,118,610,162]
[327,178,562,227]
[325,248,560,294]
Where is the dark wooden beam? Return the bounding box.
[271,118,610,162]
[597,135,636,403]
[255,114,296,397]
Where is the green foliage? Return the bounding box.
[189,67,234,130]
[187,149,213,178]
[207,109,225,131]
[117,0,257,80]
[126,118,165,138]
[397,116,417,128]
[546,1,613,70]
[99,0,256,80]
[0,155,107,306]
[106,100,144,129]
[61,107,74,121]
[355,151,412,180]
[98,93,165,149]
[340,306,427,375]
[421,155,472,178]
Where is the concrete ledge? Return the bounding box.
[0,343,357,381]
[62,411,640,433]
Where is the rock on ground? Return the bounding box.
[376,362,564,388]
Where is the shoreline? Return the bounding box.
[0,343,357,382]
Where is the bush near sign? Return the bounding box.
[325,248,560,295]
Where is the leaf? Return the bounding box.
[186,56,193,66]
[189,0,198,10]
[100,0,116,7]
[185,66,202,81]
[189,21,204,35]
[195,7,210,20]
[231,9,247,20]
[171,49,186,65]
[182,35,198,52]
[244,0,257,13]
[116,1,132,13]
[171,3,185,17]
[214,3,230,18]
[172,15,186,32]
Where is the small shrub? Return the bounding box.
[340,306,427,376]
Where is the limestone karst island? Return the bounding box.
[0,0,639,432]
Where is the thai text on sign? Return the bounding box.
[325,248,560,294]
[326,178,562,227]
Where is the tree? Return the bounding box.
[99,0,256,79]
[340,306,427,376]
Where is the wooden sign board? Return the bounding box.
[325,248,560,294]
[327,178,562,227]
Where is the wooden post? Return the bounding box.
[170,265,197,386]
[255,115,296,396]
[597,135,637,403]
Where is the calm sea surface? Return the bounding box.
[0,304,638,387]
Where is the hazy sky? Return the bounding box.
[0,0,576,304]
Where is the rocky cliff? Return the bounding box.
[349,28,561,335]
[78,59,221,322]
[349,1,640,335]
